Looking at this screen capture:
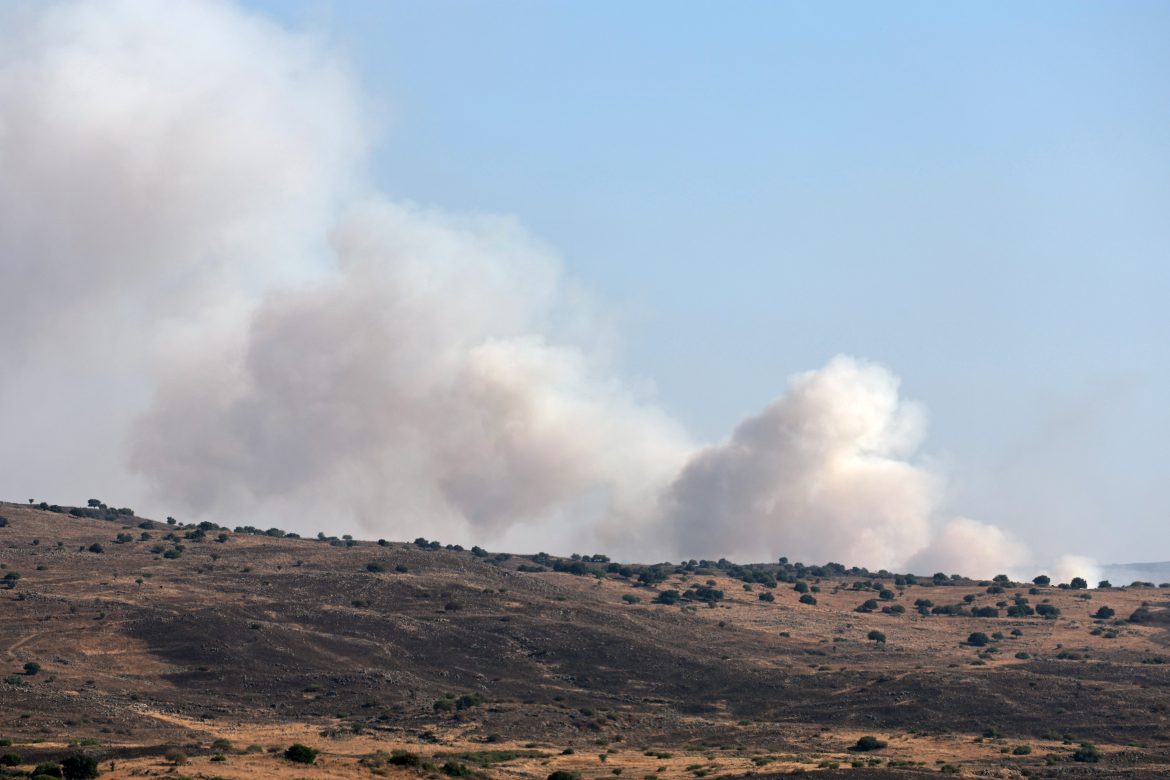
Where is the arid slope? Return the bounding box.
[0,501,1168,778]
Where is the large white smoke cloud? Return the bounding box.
[0,0,1098,581]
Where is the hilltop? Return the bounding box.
[0,500,1168,779]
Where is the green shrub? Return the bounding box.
[798,593,817,605]
[366,562,386,573]
[654,590,680,605]
[23,662,40,675]
[967,632,991,647]
[548,772,581,780]
[867,630,886,644]
[60,753,99,779]
[0,753,21,766]
[1072,743,1100,762]
[389,750,422,766]
[1129,606,1152,623]
[285,744,318,764]
[455,693,483,710]
[32,762,63,778]
[851,736,887,752]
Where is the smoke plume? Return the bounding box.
[0,0,1097,581]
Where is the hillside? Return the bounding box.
[0,500,1168,779]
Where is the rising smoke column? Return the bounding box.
[654,356,938,569]
[0,0,1099,581]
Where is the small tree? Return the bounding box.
[1093,606,1115,620]
[285,744,318,764]
[867,630,886,644]
[967,632,991,647]
[1098,580,1112,588]
[1032,575,1050,586]
[1070,577,1088,590]
[23,661,41,676]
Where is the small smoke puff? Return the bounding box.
[658,356,938,570]
[905,517,1031,581]
[1047,554,1102,588]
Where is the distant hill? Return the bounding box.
[1101,560,1170,585]
[1,499,1169,778]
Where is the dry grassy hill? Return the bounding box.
[0,500,1168,779]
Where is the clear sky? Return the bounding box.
[236,1,1170,562]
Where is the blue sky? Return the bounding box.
[243,1,1170,561]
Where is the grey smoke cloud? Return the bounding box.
[0,0,1098,581]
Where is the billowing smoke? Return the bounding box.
[657,357,937,569]
[129,199,694,548]
[905,517,1032,582]
[0,0,1096,580]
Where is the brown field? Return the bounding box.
[0,500,1168,779]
